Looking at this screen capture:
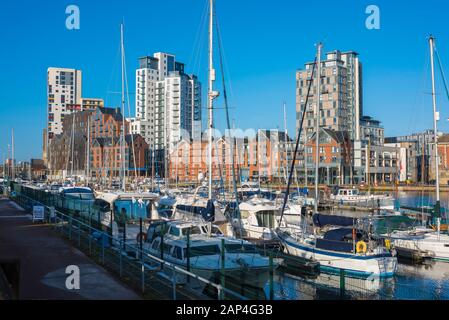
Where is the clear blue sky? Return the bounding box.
[1,0,449,161]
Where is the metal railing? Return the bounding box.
[11,190,248,300]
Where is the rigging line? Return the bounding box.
[190,0,208,79]
[434,45,449,103]
[123,41,138,179]
[279,56,318,226]
[215,9,241,225]
[188,0,209,71]
[105,43,122,110]
[215,14,234,99]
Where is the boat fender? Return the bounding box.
[356,241,367,254]
[136,232,147,243]
[384,239,391,250]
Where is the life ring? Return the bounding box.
[356,241,367,254]
[136,232,147,243]
[384,239,391,250]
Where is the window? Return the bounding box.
[151,240,160,250]
[169,227,180,236]
[172,246,183,260]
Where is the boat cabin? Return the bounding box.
[335,188,360,197]
[93,192,159,236]
[146,221,223,243]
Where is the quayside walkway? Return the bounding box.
[0,197,140,299]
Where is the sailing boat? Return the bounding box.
[387,36,449,262]
[93,23,162,245]
[169,0,231,234]
[275,43,397,277]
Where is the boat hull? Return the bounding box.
[390,232,449,262]
[278,233,397,278]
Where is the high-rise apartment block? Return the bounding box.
[296,50,362,141]
[47,67,82,139]
[132,53,201,152]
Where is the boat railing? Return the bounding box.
[10,186,249,300]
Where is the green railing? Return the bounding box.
[11,187,250,300]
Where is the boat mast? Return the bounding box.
[283,102,289,184]
[11,128,14,181]
[208,0,219,199]
[86,116,90,186]
[429,35,441,236]
[314,43,322,213]
[70,113,75,177]
[120,22,126,192]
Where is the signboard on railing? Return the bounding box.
[32,206,45,223]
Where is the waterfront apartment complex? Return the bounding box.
[47,67,82,138]
[131,53,202,153]
[296,50,362,141]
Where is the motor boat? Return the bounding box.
[143,220,278,290]
[330,188,395,210]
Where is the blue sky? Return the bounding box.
[1,0,449,161]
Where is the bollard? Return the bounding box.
[89,230,92,255]
[340,269,346,299]
[220,239,225,300]
[218,286,223,301]
[141,263,145,294]
[186,231,191,283]
[172,265,177,300]
[78,221,81,247]
[102,236,105,264]
[119,245,123,277]
[123,223,127,252]
[269,253,274,300]
[139,218,143,260]
[69,216,72,240]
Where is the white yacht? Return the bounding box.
[92,191,160,247]
[330,188,394,210]
[388,227,449,261]
[232,197,280,241]
[232,196,301,240]
[143,220,277,290]
[276,215,397,278]
[385,36,449,263]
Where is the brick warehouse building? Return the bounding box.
[167,130,295,184]
[91,134,148,180]
[48,106,148,180]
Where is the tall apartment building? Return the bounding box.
[296,50,362,141]
[132,53,201,153]
[47,67,82,139]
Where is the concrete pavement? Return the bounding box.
[0,198,140,300]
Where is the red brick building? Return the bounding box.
[304,128,351,185]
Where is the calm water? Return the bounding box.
[267,191,449,300]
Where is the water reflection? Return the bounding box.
[267,192,449,300]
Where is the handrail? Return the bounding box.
[12,190,248,300]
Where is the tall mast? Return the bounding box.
[429,35,441,235]
[120,22,126,192]
[11,128,15,180]
[314,43,322,213]
[86,116,90,186]
[208,0,219,199]
[70,113,75,177]
[283,102,289,183]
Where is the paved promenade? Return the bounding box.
[0,198,140,300]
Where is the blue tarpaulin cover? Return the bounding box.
[316,228,354,253]
[313,214,355,228]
